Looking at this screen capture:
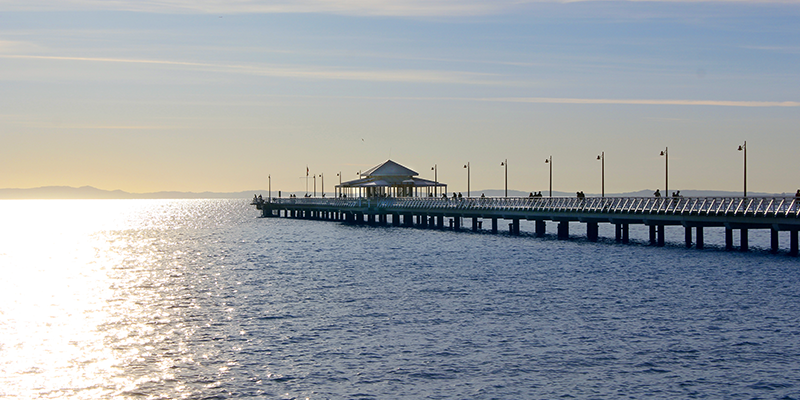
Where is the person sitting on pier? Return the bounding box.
[654,189,661,197]
[458,192,462,199]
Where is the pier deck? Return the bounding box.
[254,196,800,255]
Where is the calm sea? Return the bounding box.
[1,199,799,399]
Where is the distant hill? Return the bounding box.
[0,186,792,200]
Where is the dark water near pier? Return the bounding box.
[1,199,799,399]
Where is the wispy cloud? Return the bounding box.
[479,96,800,107]
[0,54,502,85]
[295,95,800,107]
[3,0,799,17]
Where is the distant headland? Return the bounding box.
[0,186,791,200]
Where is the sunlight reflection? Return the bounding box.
[0,200,198,398]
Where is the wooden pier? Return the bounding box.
[253,196,800,255]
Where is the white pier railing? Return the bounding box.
[263,196,800,218]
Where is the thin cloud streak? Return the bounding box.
[482,96,800,107]
[2,0,798,17]
[0,54,500,85]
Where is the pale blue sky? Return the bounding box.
[1,0,798,194]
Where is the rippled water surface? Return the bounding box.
[1,199,799,399]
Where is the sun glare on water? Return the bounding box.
[0,200,194,399]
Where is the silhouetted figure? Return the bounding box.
[458,192,462,198]
[795,189,800,198]
[529,192,534,197]
[654,189,661,197]
[481,193,486,198]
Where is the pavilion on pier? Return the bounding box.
[335,160,447,198]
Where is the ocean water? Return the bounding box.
[1,199,799,399]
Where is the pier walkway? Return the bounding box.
[254,196,800,255]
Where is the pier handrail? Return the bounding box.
[261,196,800,218]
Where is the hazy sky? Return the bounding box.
[2,0,798,195]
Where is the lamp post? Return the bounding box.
[319,173,324,197]
[597,152,604,198]
[500,159,507,197]
[313,174,316,197]
[660,147,668,196]
[336,172,341,197]
[545,156,552,197]
[738,141,747,197]
[431,164,438,196]
[463,162,470,198]
[268,174,271,202]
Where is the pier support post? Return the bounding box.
[557,221,569,240]
[740,229,749,252]
[492,218,498,234]
[587,222,598,242]
[472,217,479,232]
[685,225,692,248]
[535,220,546,238]
[404,213,413,227]
[512,219,520,235]
[622,224,629,244]
[771,229,779,254]
[696,226,704,250]
[615,224,622,243]
[791,230,799,256]
[420,215,427,228]
[649,225,656,245]
[725,228,734,251]
[454,217,461,230]
[657,225,665,247]
[392,213,400,226]
[437,215,444,229]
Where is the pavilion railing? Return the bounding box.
[263,196,800,218]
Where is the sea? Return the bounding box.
[1,199,799,399]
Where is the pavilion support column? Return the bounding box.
[535,220,546,238]
[649,225,657,245]
[696,226,704,250]
[492,218,498,234]
[557,221,569,240]
[771,229,779,254]
[472,217,479,232]
[791,230,799,256]
[657,225,665,247]
[587,222,598,242]
[685,225,692,248]
[725,228,734,251]
[740,229,749,252]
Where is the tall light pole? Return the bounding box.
[500,159,507,197]
[336,172,341,197]
[313,174,316,197]
[738,141,747,197]
[597,152,604,197]
[660,147,668,196]
[545,156,552,197]
[463,162,470,198]
[319,173,324,197]
[431,164,438,196]
[268,174,271,201]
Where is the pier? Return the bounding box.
[254,196,800,256]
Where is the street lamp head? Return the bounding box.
[544,159,549,164]
[660,151,665,156]
[500,162,505,166]
[738,145,744,151]
[597,155,601,160]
